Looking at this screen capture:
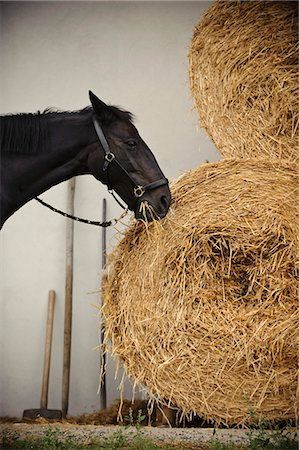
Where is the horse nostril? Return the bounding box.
[160,195,168,211]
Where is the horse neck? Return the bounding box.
[1,111,97,224]
[28,112,96,186]
[47,110,95,162]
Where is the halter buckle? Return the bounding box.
[105,152,115,162]
[134,186,145,198]
[103,152,115,171]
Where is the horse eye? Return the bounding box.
[126,139,137,149]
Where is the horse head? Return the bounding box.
[87,91,171,222]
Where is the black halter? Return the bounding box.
[92,116,168,207]
[35,118,168,227]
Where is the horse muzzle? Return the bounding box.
[134,185,171,222]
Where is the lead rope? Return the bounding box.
[35,196,128,227]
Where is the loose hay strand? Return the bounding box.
[102,159,299,426]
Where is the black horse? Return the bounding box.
[0,91,171,228]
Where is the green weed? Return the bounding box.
[207,440,246,450]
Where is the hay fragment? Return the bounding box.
[189,1,299,162]
[102,159,298,425]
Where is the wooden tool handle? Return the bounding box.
[62,177,76,418]
[40,290,56,409]
[99,198,107,410]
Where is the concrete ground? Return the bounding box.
[0,422,297,448]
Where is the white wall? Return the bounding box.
[0,1,219,418]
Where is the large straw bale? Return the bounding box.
[102,159,298,425]
[189,1,298,162]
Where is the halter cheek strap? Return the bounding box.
[92,118,115,171]
[92,116,169,206]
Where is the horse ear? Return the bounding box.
[89,91,109,119]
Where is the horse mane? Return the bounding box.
[0,112,48,154]
[0,105,134,154]
[99,106,135,125]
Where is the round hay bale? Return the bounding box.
[102,159,298,425]
[189,1,299,162]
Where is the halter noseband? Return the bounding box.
[92,116,168,205]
